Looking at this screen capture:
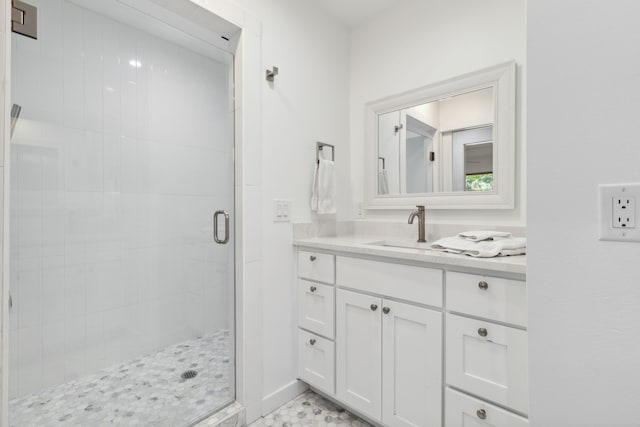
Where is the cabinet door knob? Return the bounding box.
[382,307,390,314]
[476,409,486,420]
[478,281,489,290]
[310,286,317,292]
[370,304,378,311]
[309,255,317,261]
[309,338,316,345]
[477,328,488,337]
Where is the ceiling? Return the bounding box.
[315,0,408,27]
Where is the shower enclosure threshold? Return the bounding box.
[10,330,234,427]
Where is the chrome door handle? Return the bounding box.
[214,210,230,244]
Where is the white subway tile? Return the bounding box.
[41,320,66,388]
[18,326,43,395]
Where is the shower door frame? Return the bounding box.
[0,0,265,425]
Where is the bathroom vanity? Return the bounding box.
[294,237,527,427]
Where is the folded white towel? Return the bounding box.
[458,230,512,241]
[431,236,526,258]
[311,159,336,215]
[378,170,389,195]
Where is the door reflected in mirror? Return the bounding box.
[377,87,494,195]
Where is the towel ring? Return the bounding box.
[317,142,335,164]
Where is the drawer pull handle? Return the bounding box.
[310,286,317,292]
[370,304,378,311]
[382,307,390,314]
[476,409,486,420]
[309,338,316,345]
[478,328,488,337]
[478,281,489,290]
[309,255,317,261]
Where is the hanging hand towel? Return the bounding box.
[431,236,526,257]
[378,170,389,195]
[458,230,512,241]
[311,162,319,211]
[316,159,336,214]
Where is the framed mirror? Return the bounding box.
[366,62,516,209]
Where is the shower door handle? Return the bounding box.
[213,210,230,244]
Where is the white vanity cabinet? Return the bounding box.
[381,298,443,427]
[295,245,528,427]
[335,289,383,419]
[445,271,528,416]
[336,287,443,427]
[445,388,528,427]
[446,314,528,414]
[335,256,444,427]
[296,251,336,396]
[336,289,442,427]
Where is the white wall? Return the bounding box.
[528,1,640,425]
[439,87,493,132]
[350,0,526,226]
[228,0,350,414]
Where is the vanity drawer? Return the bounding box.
[446,271,527,327]
[446,313,528,414]
[298,279,335,339]
[445,388,528,427]
[298,250,335,284]
[298,329,335,395]
[336,256,442,307]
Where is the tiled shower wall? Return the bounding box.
[9,0,233,398]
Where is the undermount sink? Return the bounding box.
[367,240,432,250]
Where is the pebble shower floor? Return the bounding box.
[9,330,233,427]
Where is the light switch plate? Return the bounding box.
[273,199,291,222]
[599,183,640,242]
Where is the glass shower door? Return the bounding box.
[9,1,235,426]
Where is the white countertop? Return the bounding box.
[294,236,526,276]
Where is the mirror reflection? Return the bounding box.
[377,87,494,195]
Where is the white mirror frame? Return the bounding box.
[365,61,516,210]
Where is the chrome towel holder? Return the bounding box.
[316,142,335,164]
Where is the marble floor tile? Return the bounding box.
[248,390,372,427]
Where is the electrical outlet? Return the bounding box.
[613,196,635,228]
[273,199,291,222]
[599,184,640,241]
[355,202,366,219]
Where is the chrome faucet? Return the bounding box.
[408,205,426,243]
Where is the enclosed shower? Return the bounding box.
[8,0,236,425]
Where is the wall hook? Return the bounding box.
[266,66,279,82]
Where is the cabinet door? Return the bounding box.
[445,388,528,427]
[446,314,528,414]
[298,329,335,395]
[298,279,335,339]
[336,289,382,421]
[382,300,442,427]
[298,250,335,284]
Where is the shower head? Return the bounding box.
[10,104,22,137]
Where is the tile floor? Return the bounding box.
[9,330,234,427]
[248,390,372,427]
